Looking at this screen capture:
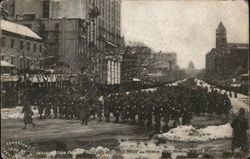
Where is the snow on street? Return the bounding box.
[158,123,232,142]
[1,106,39,120]
[1,116,232,159]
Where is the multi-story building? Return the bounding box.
[151,52,177,71]
[146,52,178,81]
[1,0,15,19]
[0,19,45,107]
[228,43,249,74]
[9,0,123,85]
[15,18,88,71]
[1,19,44,70]
[121,49,139,83]
[120,45,153,83]
[206,22,249,76]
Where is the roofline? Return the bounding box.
[1,19,42,40]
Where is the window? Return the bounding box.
[55,23,59,30]
[20,41,24,49]
[23,14,36,20]
[2,37,5,47]
[5,57,10,63]
[39,45,43,53]
[20,56,24,68]
[11,56,15,64]
[11,39,15,48]
[54,34,59,43]
[27,58,31,66]
[42,1,50,18]
[33,43,37,52]
[27,42,30,51]
[1,55,5,60]
[23,23,32,29]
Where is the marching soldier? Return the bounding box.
[172,107,180,128]
[38,98,45,120]
[52,96,58,119]
[89,98,96,120]
[21,92,35,129]
[137,100,146,126]
[121,98,127,123]
[104,95,111,123]
[145,98,153,127]
[69,98,75,119]
[162,98,170,132]
[229,90,232,98]
[96,98,103,122]
[182,108,192,125]
[129,98,136,124]
[113,96,120,123]
[74,97,81,120]
[153,103,161,133]
[44,96,52,119]
[64,96,70,119]
[59,100,65,119]
[234,91,238,98]
[80,97,90,125]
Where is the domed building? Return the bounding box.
[188,61,195,70]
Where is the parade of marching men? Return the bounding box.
[18,78,233,132]
[1,0,249,158]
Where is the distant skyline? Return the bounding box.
[121,0,249,69]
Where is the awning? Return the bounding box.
[0,60,16,67]
[1,74,18,82]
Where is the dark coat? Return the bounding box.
[104,99,111,117]
[231,116,249,150]
[22,103,34,124]
[80,101,90,121]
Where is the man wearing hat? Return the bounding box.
[231,108,249,152]
[80,96,90,125]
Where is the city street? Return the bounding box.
[1,80,249,158]
[1,0,248,158]
[1,114,230,158]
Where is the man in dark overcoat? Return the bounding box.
[104,95,111,123]
[80,97,90,125]
[231,108,249,152]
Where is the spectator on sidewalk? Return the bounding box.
[231,108,249,152]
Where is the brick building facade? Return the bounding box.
[1,20,44,69]
[7,0,123,85]
[206,22,249,77]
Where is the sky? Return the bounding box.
[121,0,249,69]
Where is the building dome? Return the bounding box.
[188,61,195,69]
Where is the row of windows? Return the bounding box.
[1,55,42,67]
[1,37,43,53]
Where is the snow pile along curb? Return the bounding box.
[159,123,232,142]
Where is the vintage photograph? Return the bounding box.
[0,0,249,158]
